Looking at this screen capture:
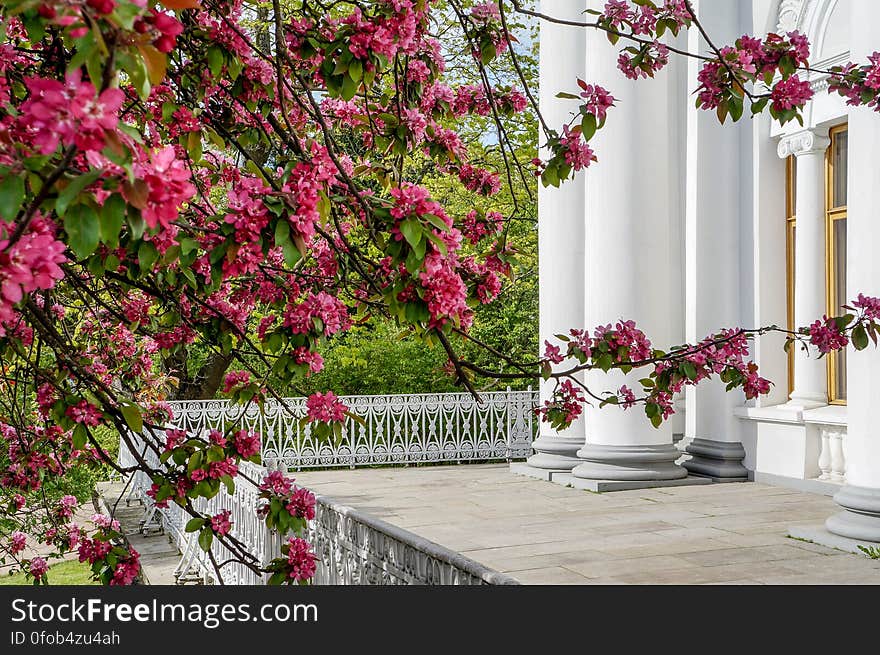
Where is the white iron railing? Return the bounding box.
[118,431,519,586]
[118,435,279,585]
[164,388,538,470]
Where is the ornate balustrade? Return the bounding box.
[815,424,847,484]
[165,388,538,470]
[118,430,519,586]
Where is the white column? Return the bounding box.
[826,0,880,543]
[682,0,748,479]
[571,2,686,482]
[527,0,587,471]
[777,130,830,410]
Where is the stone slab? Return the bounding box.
[788,525,880,557]
[509,462,572,482]
[558,473,714,493]
[293,464,880,584]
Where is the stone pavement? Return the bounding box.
[292,463,880,584]
[96,481,180,585]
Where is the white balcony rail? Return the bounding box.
[118,433,518,585]
[164,387,538,470]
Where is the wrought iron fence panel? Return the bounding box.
[165,388,537,470]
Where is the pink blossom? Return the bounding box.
[65,400,102,427]
[10,531,26,554]
[285,537,317,582]
[29,556,48,579]
[260,470,293,496]
[306,391,347,424]
[223,370,251,393]
[130,146,196,231]
[771,75,813,112]
[211,509,233,536]
[233,430,261,459]
[578,82,616,122]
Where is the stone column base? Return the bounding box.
[682,438,748,480]
[526,435,584,471]
[825,485,880,543]
[571,443,687,481]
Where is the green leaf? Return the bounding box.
[580,113,598,141]
[100,194,126,248]
[185,518,205,533]
[853,324,869,350]
[65,204,101,259]
[120,403,143,434]
[138,241,159,274]
[555,92,580,100]
[198,527,214,552]
[399,217,423,250]
[207,46,224,78]
[56,169,102,217]
[72,424,88,450]
[0,173,25,222]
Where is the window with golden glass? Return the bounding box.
[786,154,796,394]
[827,124,847,404]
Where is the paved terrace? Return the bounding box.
[294,464,880,584]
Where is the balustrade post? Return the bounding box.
[818,430,832,481]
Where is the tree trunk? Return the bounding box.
[170,351,235,400]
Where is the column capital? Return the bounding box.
[777,130,831,159]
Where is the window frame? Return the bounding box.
[826,123,848,405]
[785,155,796,395]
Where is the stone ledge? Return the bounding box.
[510,463,714,492]
[788,525,879,556]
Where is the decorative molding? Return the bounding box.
[776,129,831,159]
[777,0,807,33]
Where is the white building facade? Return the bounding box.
[529,0,880,545]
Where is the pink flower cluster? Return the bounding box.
[852,294,880,320]
[10,531,26,554]
[808,317,849,353]
[696,32,813,111]
[222,370,251,393]
[291,346,325,375]
[461,210,502,245]
[130,146,196,231]
[305,391,347,424]
[618,41,669,80]
[211,510,232,536]
[830,52,880,113]
[602,0,690,35]
[232,429,260,459]
[285,537,317,582]
[577,81,616,122]
[20,70,124,155]
[29,556,48,580]
[0,216,66,333]
[457,163,501,196]
[534,379,585,428]
[771,75,813,113]
[134,9,185,54]
[559,125,596,171]
[283,291,350,337]
[65,400,102,427]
